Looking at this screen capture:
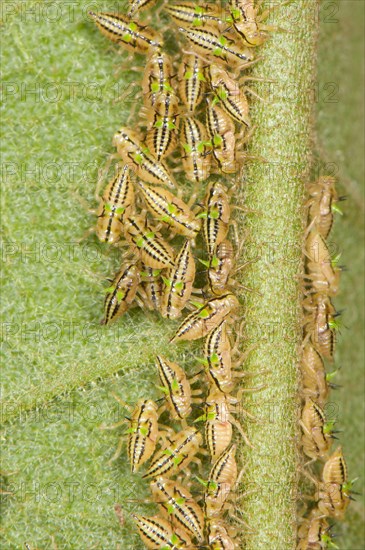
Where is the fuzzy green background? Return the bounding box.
[1,1,364,548]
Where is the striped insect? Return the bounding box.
[180,116,212,183]
[143,427,203,479]
[198,388,250,460]
[208,64,251,127]
[156,355,202,422]
[101,262,140,325]
[136,181,201,240]
[205,240,236,295]
[178,53,207,114]
[305,231,341,296]
[306,176,340,240]
[113,127,177,188]
[177,26,254,68]
[101,398,160,471]
[89,12,163,54]
[200,182,231,258]
[150,477,205,542]
[303,294,338,362]
[228,0,281,47]
[124,215,175,269]
[139,265,163,311]
[171,293,239,343]
[161,240,196,320]
[146,92,180,161]
[203,444,238,519]
[200,320,245,394]
[317,447,353,519]
[132,514,194,549]
[127,0,158,18]
[95,164,135,244]
[165,2,224,30]
[142,49,174,109]
[297,509,333,550]
[300,398,335,460]
[206,98,239,174]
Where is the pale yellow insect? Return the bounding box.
[207,519,239,549]
[113,127,177,188]
[228,0,281,47]
[165,2,224,30]
[201,182,231,257]
[306,176,339,240]
[203,240,236,295]
[317,447,352,519]
[178,53,207,114]
[146,92,180,161]
[200,320,245,394]
[300,398,335,460]
[209,64,251,127]
[139,265,163,311]
[303,294,337,362]
[143,427,203,479]
[89,12,163,54]
[132,514,194,549]
[124,215,175,269]
[161,240,196,320]
[203,444,238,519]
[200,388,250,460]
[171,293,239,343]
[177,26,254,68]
[156,355,200,421]
[95,164,135,244]
[150,477,205,542]
[142,49,174,109]
[205,98,239,175]
[305,231,341,296]
[136,181,201,240]
[101,398,159,471]
[101,262,140,325]
[180,116,212,183]
[301,343,333,407]
[297,508,333,550]
[127,0,157,18]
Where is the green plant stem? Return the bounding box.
[237,2,319,548]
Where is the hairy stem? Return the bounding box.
[237,1,319,548]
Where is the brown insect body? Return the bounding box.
[301,343,329,406]
[113,127,176,188]
[202,182,231,257]
[150,477,205,542]
[146,92,180,161]
[171,293,239,343]
[180,116,212,183]
[143,427,203,479]
[204,445,238,519]
[156,355,193,420]
[96,165,135,244]
[132,514,193,549]
[206,98,238,174]
[307,176,338,239]
[178,53,206,113]
[207,240,236,295]
[209,64,251,127]
[124,215,175,269]
[102,263,140,325]
[136,181,201,239]
[300,399,334,460]
[161,240,196,320]
[126,399,160,473]
[142,50,174,108]
[139,265,163,311]
[89,12,163,54]
[305,232,341,296]
[303,293,337,361]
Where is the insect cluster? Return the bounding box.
[297,176,354,549]
[87,1,277,548]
